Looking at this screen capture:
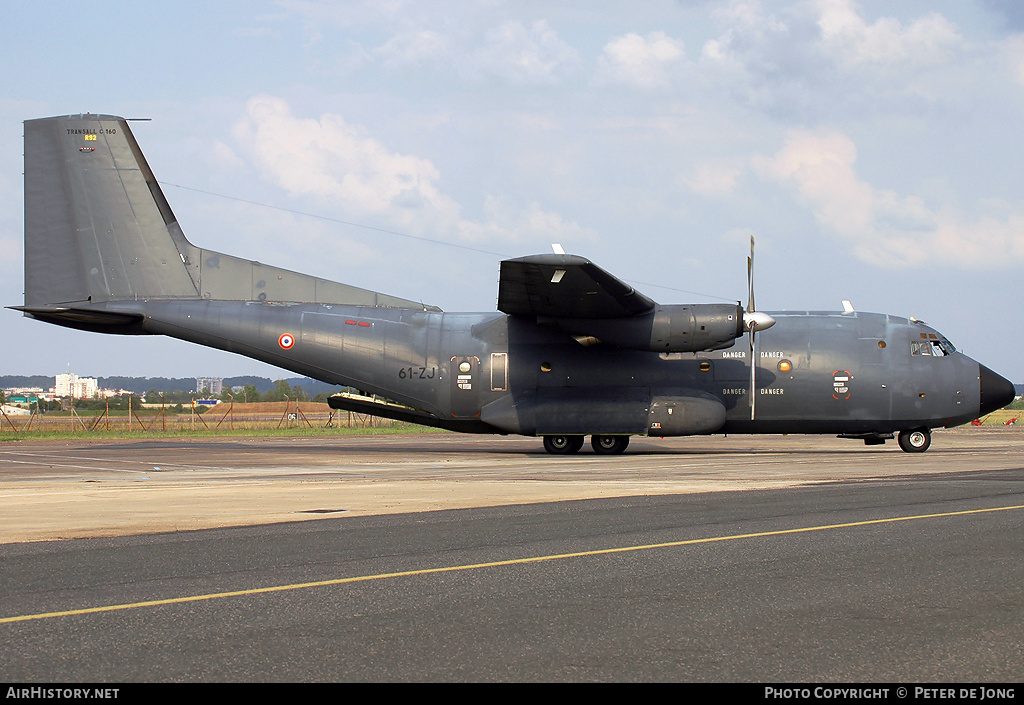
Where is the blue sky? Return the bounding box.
[1,0,1022,383]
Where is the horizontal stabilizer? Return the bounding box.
[8,306,145,334]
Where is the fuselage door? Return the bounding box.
[490,352,508,392]
[451,355,481,418]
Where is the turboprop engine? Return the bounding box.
[536,302,746,352]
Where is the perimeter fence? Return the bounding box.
[0,400,412,435]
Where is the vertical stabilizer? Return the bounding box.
[24,114,200,307]
[23,113,438,312]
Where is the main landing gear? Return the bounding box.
[542,434,630,455]
[542,435,585,455]
[897,428,931,453]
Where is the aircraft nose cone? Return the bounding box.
[979,364,1016,417]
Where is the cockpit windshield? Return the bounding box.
[911,335,956,357]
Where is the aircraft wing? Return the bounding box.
[497,254,656,318]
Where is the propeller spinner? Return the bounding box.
[742,237,775,420]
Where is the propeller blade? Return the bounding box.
[747,235,755,313]
[749,321,757,420]
[742,236,773,333]
[745,235,765,421]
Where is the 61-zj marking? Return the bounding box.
[399,366,436,379]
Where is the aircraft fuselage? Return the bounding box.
[95,299,994,440]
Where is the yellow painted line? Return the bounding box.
[3,503,1022,625]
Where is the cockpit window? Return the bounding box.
[911,339,956,357]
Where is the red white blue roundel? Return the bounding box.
[278,333,295,349]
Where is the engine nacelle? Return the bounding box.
[537,302,743,353]
[649,303,744,352]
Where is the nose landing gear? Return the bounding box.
[897,428,931,453]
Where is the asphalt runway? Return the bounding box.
[1,428,1022,681]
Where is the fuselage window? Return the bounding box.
[910,341,932,356]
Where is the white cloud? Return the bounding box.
[681,160,745,196]
[760,129,1024,268]
[1001,33,1024,86]
[276,2,581,84]
[463,20,581,85]
[231,96,595,247]
[232,95,459,232]
[695,0,969,121]
[815,0,962,68]
[712,0,788,36]
[480,196,597,248]
[209,141,245,171]
[597,31,687,90]
[374,29,450,70]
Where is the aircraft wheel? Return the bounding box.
[591,435,629,455]
[897,428,931,453]
[543,435,584,455]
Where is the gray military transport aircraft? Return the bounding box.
[12,114,1016,454]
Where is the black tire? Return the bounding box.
[591,435,629,455]
[543,435,584,455]
[898,428,931,453]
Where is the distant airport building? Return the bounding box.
[99,388,134,399]
[3,387,46,405]
[5,387,45,397]
[54,373,98,399]
[197,377,223,395]
[7,395,38,404]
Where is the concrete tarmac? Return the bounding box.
[0,426,1020,543]
[2,427,1023,681]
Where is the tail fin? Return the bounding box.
[22,114,438,313]
[24,114,200,307]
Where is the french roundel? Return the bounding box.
[278,333,295,349]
